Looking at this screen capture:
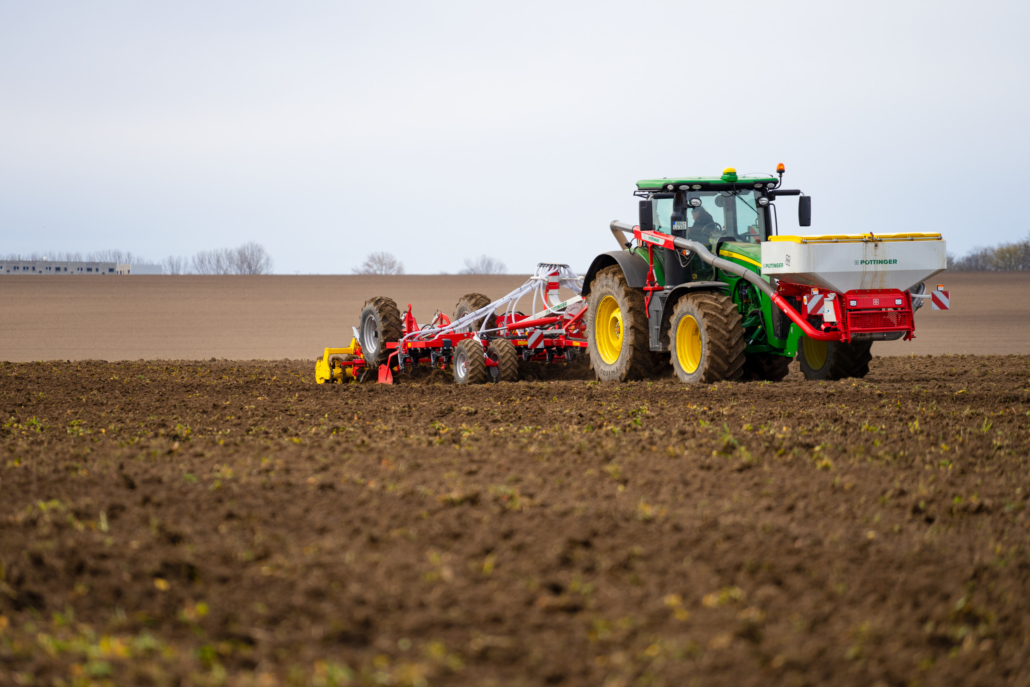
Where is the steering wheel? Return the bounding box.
[688,223,723,242]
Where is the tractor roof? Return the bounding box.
[636,173,778,192]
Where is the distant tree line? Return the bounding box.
[352,251,405,275]
[4,243,274,275]
[351,252,507,275]
[459,255,506,275]
[1,249,149,264]
[164,242,274,275]
[949,235,1030,271]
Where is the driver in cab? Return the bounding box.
[688,206,719,241]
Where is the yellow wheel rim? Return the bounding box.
[802,337,828,370]
[595,295,623,365]
[675,314,702,374]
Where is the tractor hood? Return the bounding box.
[759,233,946,293]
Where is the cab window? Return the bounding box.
[684,190,766,244]
[651,197,674,234]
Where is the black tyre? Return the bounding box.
[487,338,519,383]
[797,338,873,380]
[742,353,791,382]
[452,338,487,384]
[668,292,746,384]
[453,293,497,334]
[586,265,655,382]
[358,296,403,369]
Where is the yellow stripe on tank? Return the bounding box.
[769,232,942,244]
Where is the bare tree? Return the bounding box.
[88,249,146,264]
[230,241,274,274]
[3,245,273,274]
[991,239,1030,271]
[353,252,405,275]
[191,243,274,275]
[162,255,190,275]
[191,249,228,275]
[459,255,506,275]
[1,251,75,261]
[952,247,996,272]
[2,250,141,263]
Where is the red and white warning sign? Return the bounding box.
[806,293,823,316]
[931,289,950,310]
[527,330,545,348]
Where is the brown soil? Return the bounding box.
[1,272,1026,362]
[2,356,1030,686]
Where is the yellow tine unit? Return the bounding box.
[314,338,363,384]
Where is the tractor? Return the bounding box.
[583,165,949,383]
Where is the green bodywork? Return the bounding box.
[633,237,802,358]
[712,241,803,358]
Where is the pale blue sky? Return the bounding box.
[1,1,1027,273]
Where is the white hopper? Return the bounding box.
[759,233,946,293]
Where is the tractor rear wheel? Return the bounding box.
[453,338,487,384]
[487,338,519,383]
[454,293,497,333]
[797,338,872,380]
[668,293,746,384]
[587,265,655,382]
[358,296,402,369]
[742,353,791,382]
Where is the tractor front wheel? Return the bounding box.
[453,338,487,384]
[358,297,402,369]
[797,338,872,380]
[586,266,654,382]
[668,293,746,384]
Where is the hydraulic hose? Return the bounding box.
[672,236,840,342]
[608,221,840,343]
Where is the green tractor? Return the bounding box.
[583,165,946,383]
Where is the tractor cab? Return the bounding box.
[634,169,779,286]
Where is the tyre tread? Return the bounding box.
[689,292,746,382]
[454,338,487,384]
[454,293,497,332]
[742,353,791,382]
[587,266,656,382]
[359,296,403,368]
[799,339,873,380]
[487,339,519,382]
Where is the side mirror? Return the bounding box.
[638,199,654,232]
[798,195,811,227]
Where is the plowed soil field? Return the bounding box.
[3,356,1030,686]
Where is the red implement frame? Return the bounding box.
[375,301,587,381]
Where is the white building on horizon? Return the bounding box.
[0,259,163,275]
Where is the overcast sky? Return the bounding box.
[1,1,1027,274]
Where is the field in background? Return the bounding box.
[1,272,1027,362]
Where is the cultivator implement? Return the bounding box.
[314,337,365,384]
[315,263,588,385]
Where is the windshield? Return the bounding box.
[652,189,766,244]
